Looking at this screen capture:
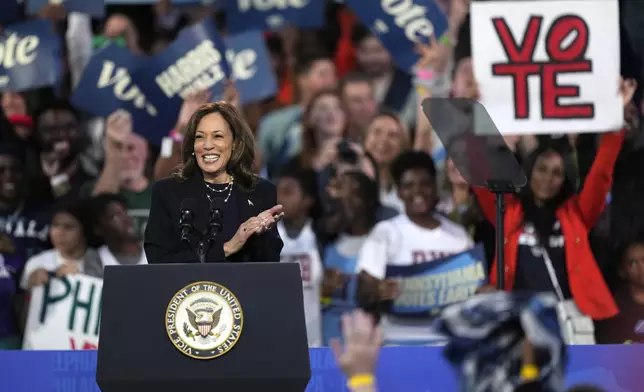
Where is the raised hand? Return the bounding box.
[331,310,383,380]
[106,110,133,145]
[176,90,211,132]
[223,81,241,108]
[414,35,444,71]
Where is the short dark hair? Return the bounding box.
[339,72,372,93]
[51,197,93,244]
[87,193,127,227]
[174,101,257,191]
[294,52,332,76]
[350,24,373,47]
[32,99,80,130]
[277,162,318,200]
[391,151,437,187]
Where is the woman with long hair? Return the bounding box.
[362,110,409,213]
[295,89,348,171]
[473,79,636,325]
[144,101,284,263]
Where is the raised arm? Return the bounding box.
[575,78,636,227]
[575,130,625,227]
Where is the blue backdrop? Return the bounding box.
[0,346,641,391]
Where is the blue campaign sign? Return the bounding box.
[70,44,160,140]
[224,31,278,104]
[0,1,21,25]
[225,0,325,33]
[130,18,230,145]
[386,244,487,317]
[345,0,448,73]
[26,0,106,18]
[0,19,62,93]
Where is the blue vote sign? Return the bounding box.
[225,0,325,33]
[223,30,278,104]
[71,44,160,142]
[0,19,62,92]
[345,0,449,73]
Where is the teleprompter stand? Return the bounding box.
[422,98,527,290]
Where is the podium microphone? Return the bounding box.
[207,197,224,240]
[179,198,196,243]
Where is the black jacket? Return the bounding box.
[144,172,283,263]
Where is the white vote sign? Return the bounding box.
[471,0,622,135]
[23,274,102,350]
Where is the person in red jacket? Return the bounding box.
[475,79,637,321]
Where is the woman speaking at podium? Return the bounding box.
[144,101,284,263]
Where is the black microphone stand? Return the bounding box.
[485,179,517,291]
[198,209,223,263]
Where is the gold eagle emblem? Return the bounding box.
[183,298,223,339]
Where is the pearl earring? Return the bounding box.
[192,152,195,156]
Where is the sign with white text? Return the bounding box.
[223,30,278,103]
[471,0,622,135]
[385,244,487,317]
[71,44,159,140]
[130,18,230,144]
[23,274,102,350]
[345,0,448,73]
[225,0,325,33]
[0,19,62,92]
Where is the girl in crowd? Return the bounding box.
[294,89,348,171]
[362,110,409,213]
[322,171,380,345]
[275,164,323,347]
[356,151,473,345]
[20,199,100,290]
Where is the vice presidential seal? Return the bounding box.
[165,281,243,360]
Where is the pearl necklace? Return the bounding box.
[205,176,234,203]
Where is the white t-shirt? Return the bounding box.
[278,221,323,347]
[98,245,147,267]
[356,214,474,344]
[20,249,84,290]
